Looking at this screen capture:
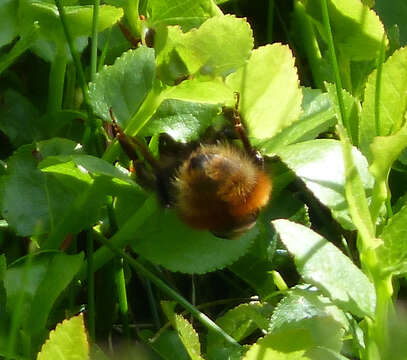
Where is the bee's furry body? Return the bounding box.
[173,143,271,238]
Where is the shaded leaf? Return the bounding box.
[0,22,39,75]
[0,90,40,147]
[5,252,83,336]
[89,47,155,126]
[0,0,18,47]
[130,206,258,274]
[375,0,407,45]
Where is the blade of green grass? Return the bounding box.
[95,233,241,349]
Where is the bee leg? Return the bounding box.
[109,108,161,171]
[230,92,264,166]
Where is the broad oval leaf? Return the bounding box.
[275,139,374,230]
[147,0,221,31]
[130,208,257,274]
[304,0,387,61]
[19,2,123,45]
[89,47,155,126]
[37,314,89,360]
[139,99,221,142]
[226,44,302,140]
[272,219,376,318]
[174,15,253,77]
[360,46,407,157]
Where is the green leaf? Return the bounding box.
[338,125,376,248]
[147,0,222,31]
[304,0,387,61]
[164,15,253,77]
[0,0,18,47]
[0,140,110,241]
[272,219,376,318]
[258,88,335,153]
[369,122,407,183]
[162,302,204,360]
[377,204,407,275]
[139,329,190,360]
[326,83,360,145]
[129,206,258,274]
[0,255,8,335]
[206,302,272,360]
[139,99,221,142]
[89,47,155,126]
[276,139,374,230]
[270,287,348,351]
[0,90,40,147]
[243,328,314,360]
[0,23,39,76]
[360,46,407,157]
[375,0,407,45]
[36,314,89,360]
[207,302,273,351]
[40,154,138,248]
[164,78,233,105]
[226,44,302,140]
[19,1,123,45]
[5,252,83,335]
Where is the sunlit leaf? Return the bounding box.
[276,139,374,230]
[226,44,302,140]
[36,314,89,360]
[360,46,407,157]
[273,219,376,318]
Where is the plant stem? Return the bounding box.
[54,0,101,154]
[293,1,324,89]
[127,0,140,36]
[91,0,100,81]
[146,279,161,329]
[47,50,67,113]
[86,231,96,341]
[98,27,112,72]
[320,0,348,132]
[6,246,34,360]
[374,35,387,137]
[95,234,241,349]
[114,258,130,339]
[54,0,90,107]
[79,196,157,279]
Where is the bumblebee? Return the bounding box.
[110,94,271,239]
